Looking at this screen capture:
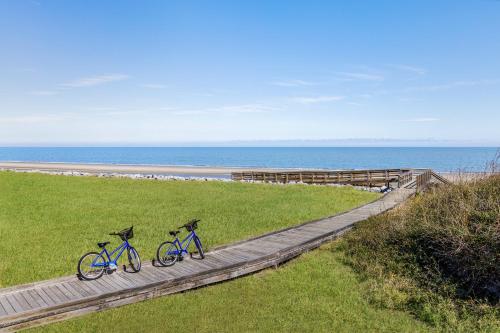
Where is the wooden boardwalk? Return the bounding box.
[231,168,413,186]
[0,187,416,331]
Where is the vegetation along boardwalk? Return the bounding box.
[0,181,427,331]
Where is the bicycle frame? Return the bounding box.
[92,240,131,267]
[170,230,198,256]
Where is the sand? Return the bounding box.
[0,161,282,176]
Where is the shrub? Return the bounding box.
[341,174,500,331]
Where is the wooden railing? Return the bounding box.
[416,169,432,192]
[232,169,412,187]
[397,171,413,187]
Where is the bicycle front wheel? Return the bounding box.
[193,236,205,259]
[156,241,179,266]
[78,252,106,280]
[127,247,141,272]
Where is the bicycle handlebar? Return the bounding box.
[178,219,201,229]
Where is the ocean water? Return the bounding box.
[0,147,497,172]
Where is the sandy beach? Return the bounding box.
[0,161,285,177]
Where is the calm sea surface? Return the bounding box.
[0,147,497,172]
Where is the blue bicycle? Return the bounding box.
[77,226,141,280]
[156,219,205,266]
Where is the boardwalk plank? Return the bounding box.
[0,300,8,317]
[60,283,82,299]
[51,285,72,302]
[12,292,32,312]
[19,291,38,310]
[77,281,104,295]
[0,297,15,315]
[139,269,162,283]
[105,275,130,290]
[34,287,57,306]
[68,282,93,298]
[65,282,90,298]
[5,294,24,313]
[27,289,48,308]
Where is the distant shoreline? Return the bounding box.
[0,161,298,177]
[0,161,490,181]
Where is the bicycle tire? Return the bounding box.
[127,247,141,272]
[78,251,106,280]
[156,241,179,266]
[193,236,205,259]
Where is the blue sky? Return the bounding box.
[0,0,499,146]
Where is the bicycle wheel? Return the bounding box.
[78,252,106,280]
[127,247,141,272]
[156,241,179,266]
[193,236,205,259]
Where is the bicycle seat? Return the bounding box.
[97,241,110,248]
[169,230,180,237]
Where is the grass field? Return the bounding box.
[29,243,430,333]
[0,171,378,287]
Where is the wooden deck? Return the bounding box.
[232,168,450,189]
[231,168,414,186]
[0,188,416,331]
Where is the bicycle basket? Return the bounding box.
[118,227,133,241]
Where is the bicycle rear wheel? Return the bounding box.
[193,236,205,259]
[78,252,106,280]
[127,247,141,272]
[156,241,179,266]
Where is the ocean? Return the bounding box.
[0,147,497,172]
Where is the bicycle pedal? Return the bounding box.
[178,255,184,261]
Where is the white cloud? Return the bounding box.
[29,90,59,96]
[85,107,118,111]
[140,83,168,89]
[404,79,500,92]
[172,104,280,116]
[62,74,129,88]
[192,92,215,97]
[0,115,65,124]
[270,79,316,87]
[336,72,384,81]
[291,96,344,104]
[172,110,208,116]
[404,117,439,122]
[388,64,427,75]
[221,104,280,113]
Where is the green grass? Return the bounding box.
[29,243,430,333]
[0,171,378,287]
